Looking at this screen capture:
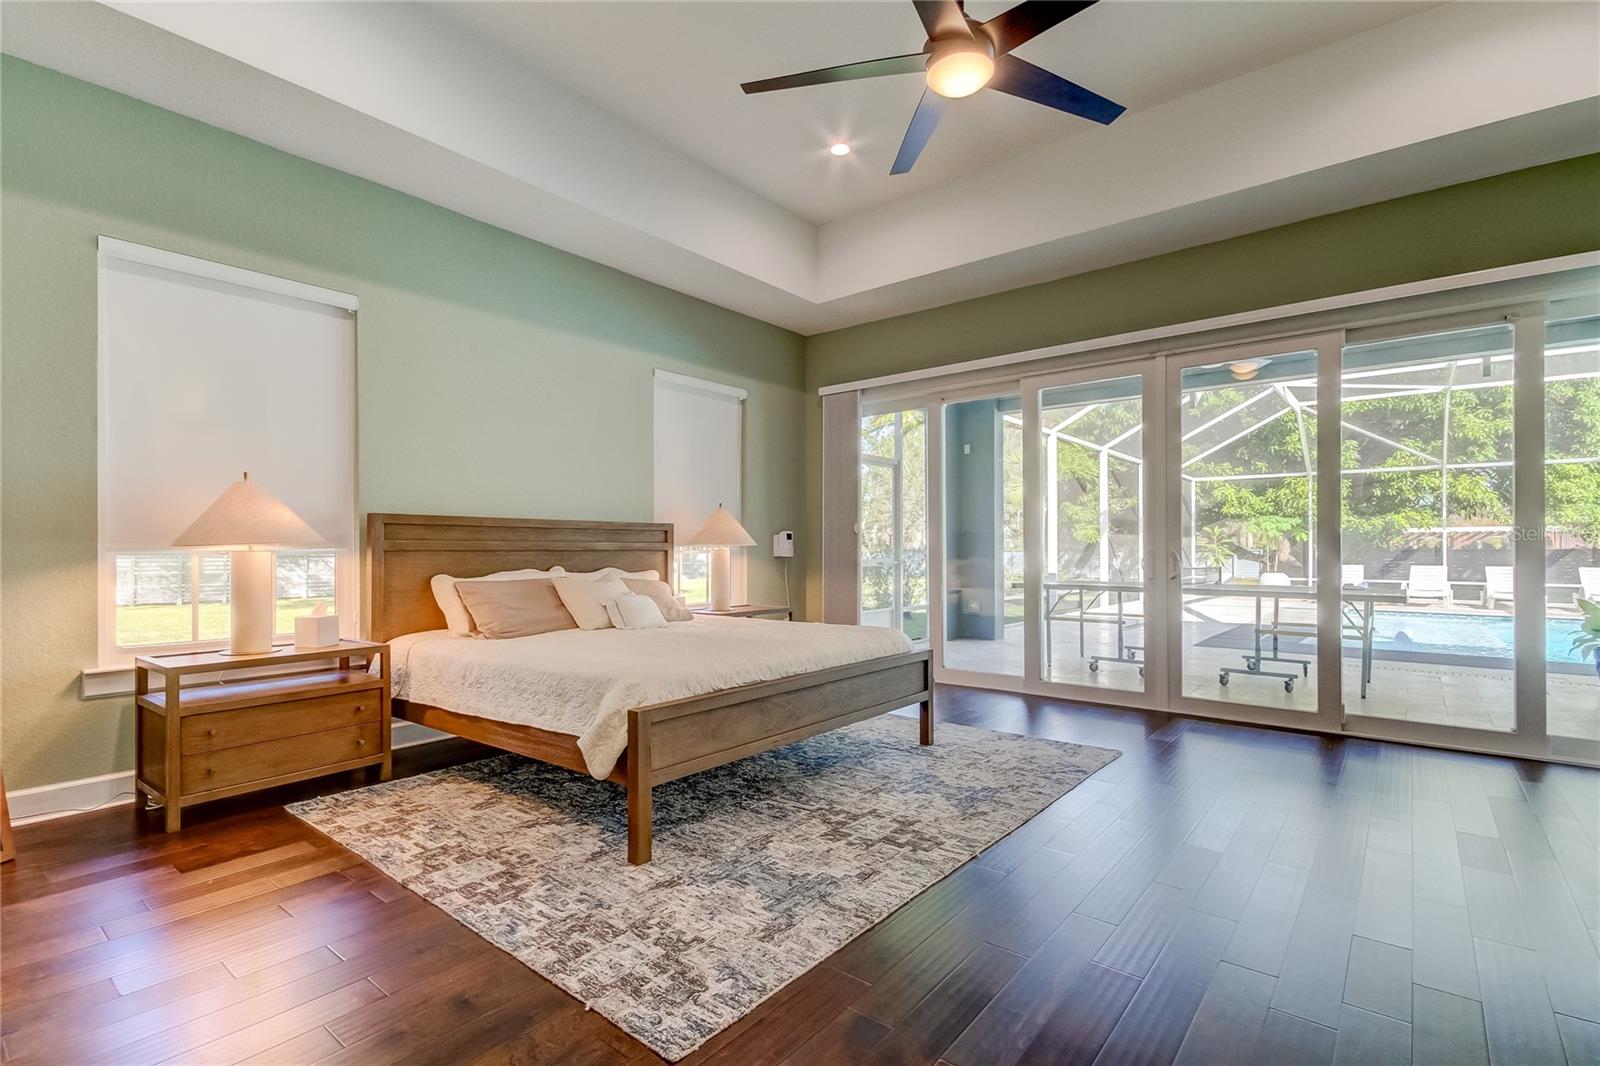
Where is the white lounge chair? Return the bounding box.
[1341,564,1366,587]
[1483,566,1514,610]
[1260,571,1293,587]
[1581,567,1600,605]
[1403,564,1453,606]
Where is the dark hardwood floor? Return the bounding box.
[4,686,1597,1065]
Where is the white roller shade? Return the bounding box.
[821,390,862,623]
[98,244,355,552]
[653,371,745,539]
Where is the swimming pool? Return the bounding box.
[1368,611,1587,664]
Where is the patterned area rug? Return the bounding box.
[288,715,1119,1061]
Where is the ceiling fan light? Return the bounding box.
[1229,360,1265,381]
[927,47,994,98]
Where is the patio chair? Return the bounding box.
[1403,565,1453,606]
[1341,564,1366,587]
[1260,571,1293,586]
[1581,567,1600,604]
[1483,566,1514,609]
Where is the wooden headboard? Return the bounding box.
[364,513,674,642]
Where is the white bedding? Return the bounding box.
[387,616,915,779]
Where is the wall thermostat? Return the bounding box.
[772,530,794,558]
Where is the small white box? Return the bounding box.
[294,614,340,649]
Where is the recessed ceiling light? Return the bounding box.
[829,142,851,157]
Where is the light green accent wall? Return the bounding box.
[0,57,806,791]
[798,155,1600,616]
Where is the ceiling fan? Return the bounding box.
[740,0,1125,174]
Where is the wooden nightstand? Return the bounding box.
[134,640,390,832]
[693,604,794,620]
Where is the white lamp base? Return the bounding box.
[709,546,733,612]
[226,549,275,655]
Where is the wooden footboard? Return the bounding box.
[624,650,933,864]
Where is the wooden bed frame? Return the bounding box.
[365,513,933,864]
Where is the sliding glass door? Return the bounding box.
[1336,306,1565,757]
[1023,363,1162,702]
[1164,336,1343,732]
[1543,305,1600,757]
[859,408,929,646]
[860,295,1595,764]
[1336,321,1520,732]
[934,389,1025,683]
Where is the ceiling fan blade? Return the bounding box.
[987,54,1125,124]
[891,89,948,175]
[741,53,927,94]
[983,0,1098,55]
[913,0,973,41]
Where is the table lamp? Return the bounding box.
[172,472,324,655]
[684,505,755,612]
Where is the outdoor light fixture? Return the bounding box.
[1229,360,1266,381]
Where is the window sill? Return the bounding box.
[82,666,138,700]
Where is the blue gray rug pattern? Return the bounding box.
[288,715,1119,1060]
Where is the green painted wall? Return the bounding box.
[799,154,1600,615]
[0,57,806,791]
[5,52,1599,794]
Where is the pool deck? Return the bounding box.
[941,597,1598,741]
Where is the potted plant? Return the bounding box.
[1574,599,1600,681]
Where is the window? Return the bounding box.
[652,370,746,606]
[859,409,928,645]
[97,239,357,664]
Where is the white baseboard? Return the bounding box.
[7,719,453,826]
[8,770,139,825]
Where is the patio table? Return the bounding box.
[1182,582,1407,696]
[1043,579,1407,697]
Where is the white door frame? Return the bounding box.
[1340,302,1557,760]
[1160,332,1347,735]
[1020,358,1169,710]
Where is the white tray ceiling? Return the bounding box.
[5,1,1597,334]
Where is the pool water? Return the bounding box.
[1367,611,1588,664]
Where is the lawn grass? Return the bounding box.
[117,598,332,648]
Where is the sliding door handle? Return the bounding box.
[1168,550,1181,581]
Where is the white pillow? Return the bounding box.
[622,577,694,622]
[553,575,630,630]
[604,593,667,630]
[431,567,565,635]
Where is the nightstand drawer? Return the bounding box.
[181,723,382,795]
[182,691,381,754]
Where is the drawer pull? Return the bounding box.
[357,738,366,747]
[207,728,217,737]
[206,767,216,777]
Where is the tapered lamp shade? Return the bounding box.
[682,506,755,548]
[172,473,324,549]
[173,473,323,655]
[682,505,754,613]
